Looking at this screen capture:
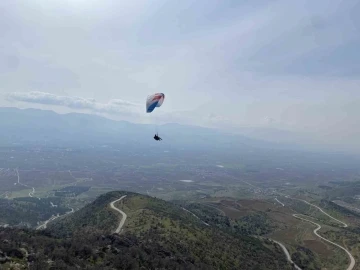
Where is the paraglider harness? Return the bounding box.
[154,133,162,141]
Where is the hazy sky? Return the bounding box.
[1,0,360,150]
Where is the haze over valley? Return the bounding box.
[1,0,360,269]
[0,109,360,269]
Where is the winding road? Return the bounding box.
[277,197,354,270]
[36,208,74,230]
[110,195,127,233]
[293,214,355,270]
[16,169,40,199]
[236,177,354,270]
[271,239,302,270]
[299,199,348,228]
[274,197,355,270]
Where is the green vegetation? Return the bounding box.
[320,200,360,219]
[326,181,360,199]
[48,191,127,235]
[183,203,275,236]
[54,186,91,197]
[40,191,294,269]
[0,197,70,227]
[291,246,321,270]
[234,213,275,235]
[0,226,293,270]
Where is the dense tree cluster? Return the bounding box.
[291,246,321,270]
[185,203,275,236]
[0,225,293,270]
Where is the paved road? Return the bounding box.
[110,195,127,233]
[293,214,355,270]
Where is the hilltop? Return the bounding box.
[47,191,126,235]
[0,191,295,269]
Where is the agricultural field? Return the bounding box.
[1,145,360,269]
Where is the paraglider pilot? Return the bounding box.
[154,133,162,141]
[146,93,165,141]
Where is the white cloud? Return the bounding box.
[6,91,141,115]
[0,0,360,152]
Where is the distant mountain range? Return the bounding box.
[0,107,285,151]
[0,107,355,156]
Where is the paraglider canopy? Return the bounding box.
[146,93,165,113]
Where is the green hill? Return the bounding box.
[0,191,295,269]
[47,191,125,235]
[43,191,294,269]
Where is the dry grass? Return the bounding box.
[303,240,334,256]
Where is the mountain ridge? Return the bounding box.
[44,190,294,270]
[0,107,277,151]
